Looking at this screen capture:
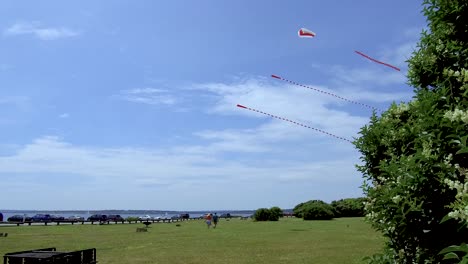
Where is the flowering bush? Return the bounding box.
[355,0,468,262]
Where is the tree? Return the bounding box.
[293,200,334,220]
[253,208,271,221]
[355,0,468,262]
[331,198,366,217]
[269,206,283,221]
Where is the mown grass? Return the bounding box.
[0,217,383,264]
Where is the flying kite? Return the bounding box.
[355,50,401,71]
[236,104,352,143]
[298,28,316,38]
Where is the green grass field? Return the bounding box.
[0,217,383,264]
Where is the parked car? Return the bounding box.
[51,215,65,221]
[107,215,124,221]
[220,213,231,218]
[7,215,32,222]
[32,214,53,222]
[170,215,180,220]
[179,213,190,219]
[138,215,152,221]
[87,214,107,221]
[67,215,85,221]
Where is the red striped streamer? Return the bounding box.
[236,104,353,143]
[271,74,381,112]
[355,51,401,71]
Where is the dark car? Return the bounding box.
[107,215,124,221]
[32,214,53,222]
[51,215,65,221]
[220,213,231,218]
[179,213,190,219]
[87,214,107,221]
[7,215,32,222]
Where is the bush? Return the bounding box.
[253,207,282,221]
[355,0,468,262]
[302,202,334,220]
[269,206,283,221]
[293,200,334,220]
[331,198,366,217]
[253,208,271,221]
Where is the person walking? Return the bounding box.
[212,213,219,228]
[205,213,212,228]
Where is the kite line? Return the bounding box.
[271,74,382,112]
[354,51,401,71]
[236,104,353,143]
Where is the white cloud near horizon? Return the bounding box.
[117,87,178,106]
[0,135,363,210]
[4,22,80,40]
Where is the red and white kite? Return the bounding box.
[298,28,316,38]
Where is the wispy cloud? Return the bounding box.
[117,88,178,106]
[0,96,31,110]
[0,135,361,209]
[4,22,80,40]
[59,113,70,118]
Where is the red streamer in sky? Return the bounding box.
[354,51,401,71]
[271,74,381,112]
[236,104,353,143]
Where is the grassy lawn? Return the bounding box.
[0,217,383,264]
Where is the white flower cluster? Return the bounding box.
[443,108,468,124]
[392,195,402,204]
[444,68,468,83]
[422,139,434,159]
[444,168,468,223]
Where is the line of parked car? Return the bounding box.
[4,212,215,223]
[7,214,70,222]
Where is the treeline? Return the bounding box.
[293,198,366,220]
[253,198,365,221]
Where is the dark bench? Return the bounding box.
[3,247,97,264]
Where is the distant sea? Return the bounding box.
[0,209,270,220]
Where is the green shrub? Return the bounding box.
[331,198,366,217]
[302,202,334,220]
[293,200,334,220]
[253,207,283,221]
[269,206,283,221]
[355,0,468,262]
[253,208,271,221]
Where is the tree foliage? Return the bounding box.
[254,207,282,221]
[355,0,468,262]
[331,198,366,217]
[293,200,334,220]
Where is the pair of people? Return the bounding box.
[205,213,219,228]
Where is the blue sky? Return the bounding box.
[0,1,426,210]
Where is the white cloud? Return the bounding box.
[117,87,178,106]
[0,135,362,209]
[4,22,80,40]
[59,113,70,118]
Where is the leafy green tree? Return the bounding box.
[355,0,468,262]
[302,202,334,220]
[253,208,271,221]
[269,206,283,221]
[293,200,334,220]
[331,198,366,217]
